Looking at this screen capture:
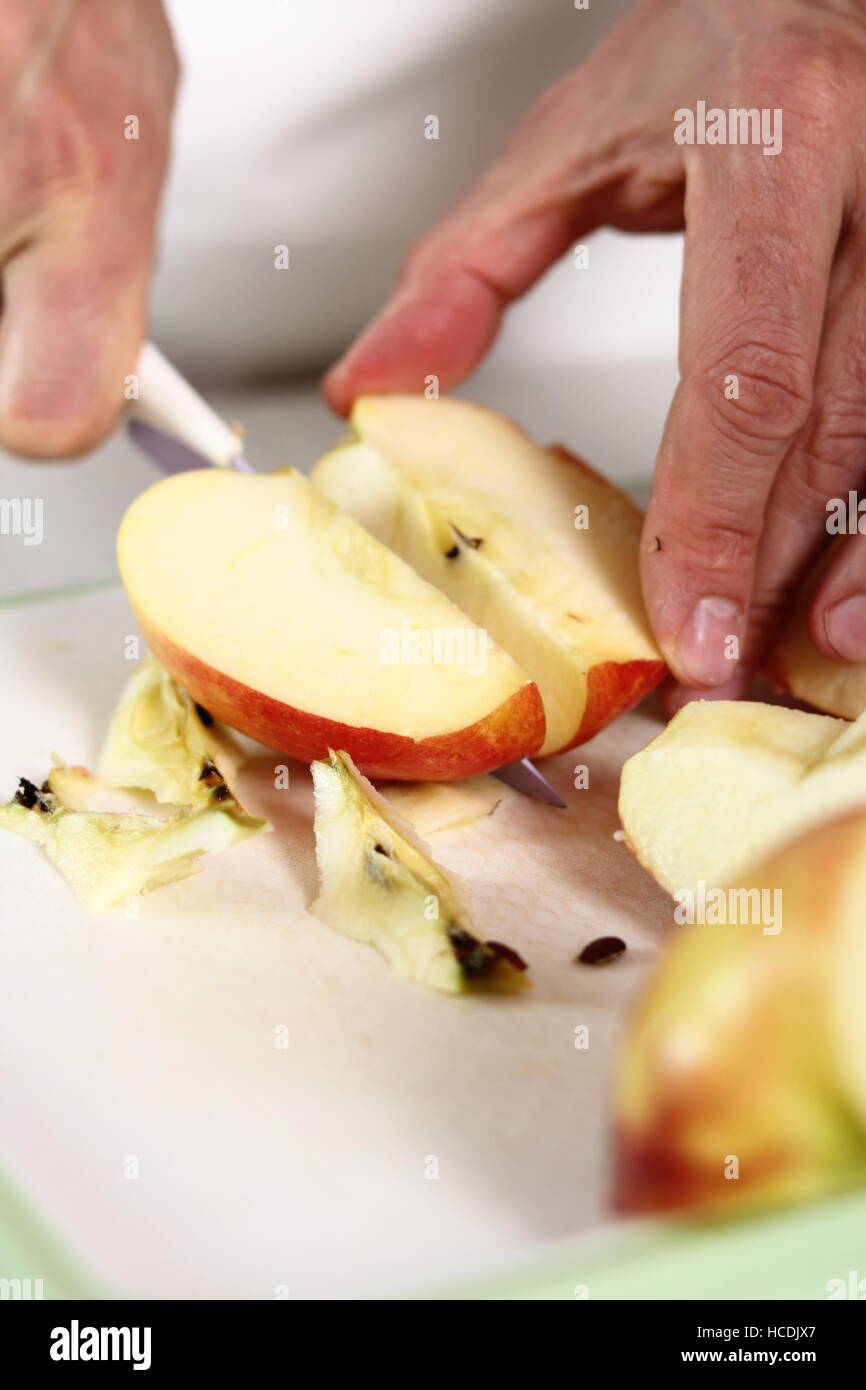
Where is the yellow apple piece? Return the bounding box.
[380,775,503,836]
[311,749,527,992]
[615,811,866,1216]
[98,654,244,808]
[767,562,866,718]
[0,773,267,910]
[117,467,543,781]
[618,699,866,893]
[311,395,665,755]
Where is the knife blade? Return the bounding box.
[492,757,566,807]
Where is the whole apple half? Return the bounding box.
[117,467,544,780]
[311,395,665,756]
[615,810,866,1216]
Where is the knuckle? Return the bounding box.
[697,338,813,448]
[797,393,866,498]
[737,26,851,127]
[397,231,443,284]
[665,509,761,578]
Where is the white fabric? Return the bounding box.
[154,0,659,376]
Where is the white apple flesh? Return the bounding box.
[312,395,665,755]
[0,772,266,910]
[117,466,544,780]
[98,655,243,807]
[767,563,866,719]
[618,699,866,893]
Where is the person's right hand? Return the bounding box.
[0,0,177,459]
[323,0,866,701]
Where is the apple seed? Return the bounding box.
[577,935,627,966]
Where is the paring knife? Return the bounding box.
[127,342,566,808]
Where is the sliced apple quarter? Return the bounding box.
[619,699,866,894]
[311,395,665,755]
[311,749,527,992]
[117,467,543,781]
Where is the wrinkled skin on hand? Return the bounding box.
[324,0,866,701]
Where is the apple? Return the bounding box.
[615,810,866,1215]
[767,564,866,719]
[0,767,266,910]
[618,698,866,893]
[381,774,503,837]
[98,654,245,807]
[311,749,527,992]
[117,466,544,781]
[311,395,665,756]
[0,658,270,910]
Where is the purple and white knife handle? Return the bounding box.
[128,342,252,472]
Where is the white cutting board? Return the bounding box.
[0,585,672,1298]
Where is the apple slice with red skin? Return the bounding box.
[615,811,866,1216]
[311,395,665,756]
[117,466,544,780]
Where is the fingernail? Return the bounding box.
[669,597,742,688]
[824,595,866,662]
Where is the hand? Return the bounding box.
[323,0,866,696]
[0,0,177,458]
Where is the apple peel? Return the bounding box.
[614,811,866,1217]
[380,776,503,837]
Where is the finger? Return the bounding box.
[322,200,581,417]
[809,529,866,662]
[660,670,752,719]
[0,227,152,459]
[321,70,671,416]
[744,231,866,666]
[641,140,844,689]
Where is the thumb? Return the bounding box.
[0,235,151,459]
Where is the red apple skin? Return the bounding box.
[612,1112,786,1218]
[612,815,866,1218]
[571,657,667,749]
[137,616,546,781]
